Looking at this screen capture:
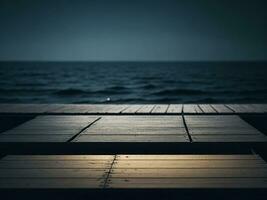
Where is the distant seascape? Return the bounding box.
[0,61,266,104]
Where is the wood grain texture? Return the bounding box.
[151,105,169,113]
[74,116,188,143]
[0,116,99,143]
[166,104,183,114]
[121,105,143,113]
[0,104,266,114]
[183,104,203,114]
[136,105,155,113]
[198,104,217,113]
[107,154,267,189]
[210,104,234,113]
[226,104,266,113]
[1,154,267,189]
[0,155,115,188]
[185,115,267,143]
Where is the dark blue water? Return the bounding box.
[0,62,266,103]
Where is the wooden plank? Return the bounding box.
[75,135,189,142]
[116,155,259,160]
[226,104,251,113]
[0,104,266,114]
[188,128,263,135]
[1,154,267,190]
[0,178,103,188]
[3,155,114,161]
[198,104,217,113]
[0,155,113,170]
[113,161,266,168]
[104,104,129,113]
[121,105,143,113]
[210,104,233,113]
[74,116,188,143]
[136,105,155,113]
[22,104,136,114]
[166,104,183,114]
[191,135,267,142]
[42,104,66,113]
[0,169,108,178]
[0,155,112,188]
[151,104,169,113]
[110,168,267,178]
[251,104,267,113]
[0,161,112,169]
[183,104,203,114]
[80,128,186,135]
[82,116,185,128]
[107,154,267,189]
[107,178,267,188]
[49,104,95,114]
[48,104,126,114]
[226,104,266,113]
[0,116,99,143]
[185,115,267,143]
[185,116,251,126]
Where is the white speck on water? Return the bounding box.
[106,97,110,101]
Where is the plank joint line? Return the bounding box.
[103,155,117,188]
[182,107,192,142]
[224,104,235,113]
[149,105,156,113]
[67,117,102,142]
[197,105,204,113]
[119,105,131,113]
[210,104,219,113]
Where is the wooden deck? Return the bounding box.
[0,103,267,199]
[1,154,267,189]
[0,104,266,114]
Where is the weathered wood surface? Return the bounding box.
[0,155,113,188]
[151,104,169,113]
[166,104,183,114]
[186,116,267,142]
[121,104,143,113]
[136,105,155,114]
[107,154,267,188]
[51,104,129,114]
[0,104,266,114]
[0,114,266,152]
[198,104,217,113]
[209,104,233,113]
[0,116,99,142]
[183,104,203,114]
[1,154,265,189]
[74,116,189,143]
[226,104,267,113]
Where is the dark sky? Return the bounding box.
[0,0,266,61]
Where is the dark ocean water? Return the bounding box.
[0,62,266,104]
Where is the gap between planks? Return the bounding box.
[103,155,117,188]
[66,117,102,142]
[182,105,192,142]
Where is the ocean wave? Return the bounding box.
[1,62,267,103]
[105,86,129,91]
[53,89,87,96]
[151,89,207,96]
[141,84,158,90]
[0,88,55,94]
[53,87,131,96]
